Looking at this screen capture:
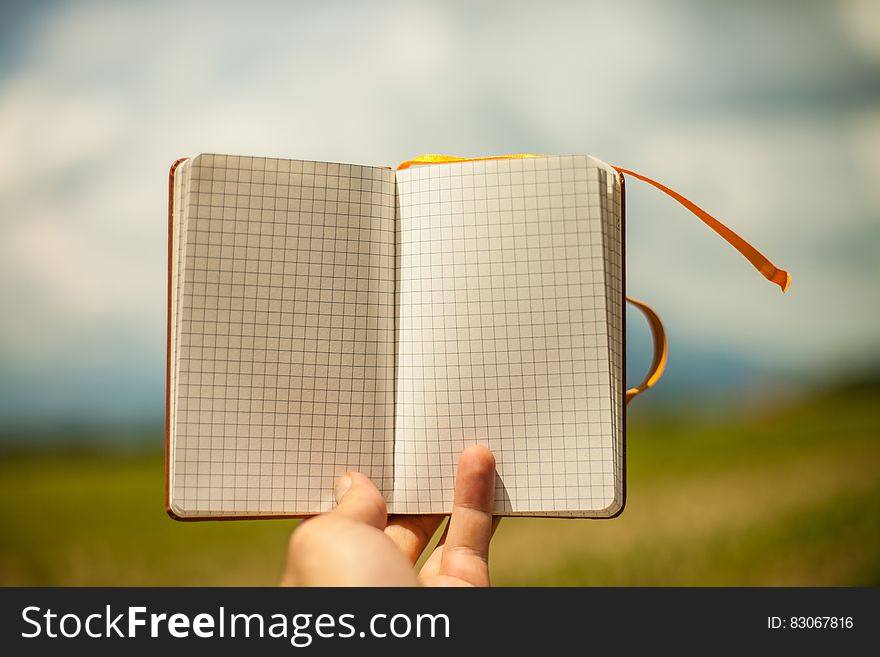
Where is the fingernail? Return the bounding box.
[333,474,352,504]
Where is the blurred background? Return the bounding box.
[1,0,878,585]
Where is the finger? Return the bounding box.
[283,515,418,587]
[438,445,496,586]
[384,515,444,564]
[420,516,500,580]
[418,520,448,579]
[329,471,387,529]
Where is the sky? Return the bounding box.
[0,0,878,428]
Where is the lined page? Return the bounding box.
[169,155,396,517]
[394,156,624,515]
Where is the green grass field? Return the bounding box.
[1,388,878,586]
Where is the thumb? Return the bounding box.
[330,471,388,529]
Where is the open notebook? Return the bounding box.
[167,153,626,519]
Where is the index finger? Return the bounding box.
[438,444,496,585]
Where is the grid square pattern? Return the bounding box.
[599,168,625,517]
[393,156,621,514]
[169,154,397,517]
[528,166,625,518]
[170,158,192,465]
[169,153,626,518]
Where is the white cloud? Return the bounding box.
[838,0,880,63]
[0,0,877,401]
[849,108,880,206]
[0,78,126,196]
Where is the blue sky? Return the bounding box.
[1,0,878,426]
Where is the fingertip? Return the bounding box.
[346,470,381,492]
[330,470,388,529]
[333,470,378,494]
[459,444,496,478]
[454,444,496,511]
[333,473,353,503]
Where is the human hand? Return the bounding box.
[281,445,497,587]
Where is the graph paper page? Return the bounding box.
[393,156,623,516]
[601,167,626,517]
[169,154,397,517]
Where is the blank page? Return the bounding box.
[168,154,397,517]
[393,156,624,516]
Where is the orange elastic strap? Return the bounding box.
[625,296,667,404]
